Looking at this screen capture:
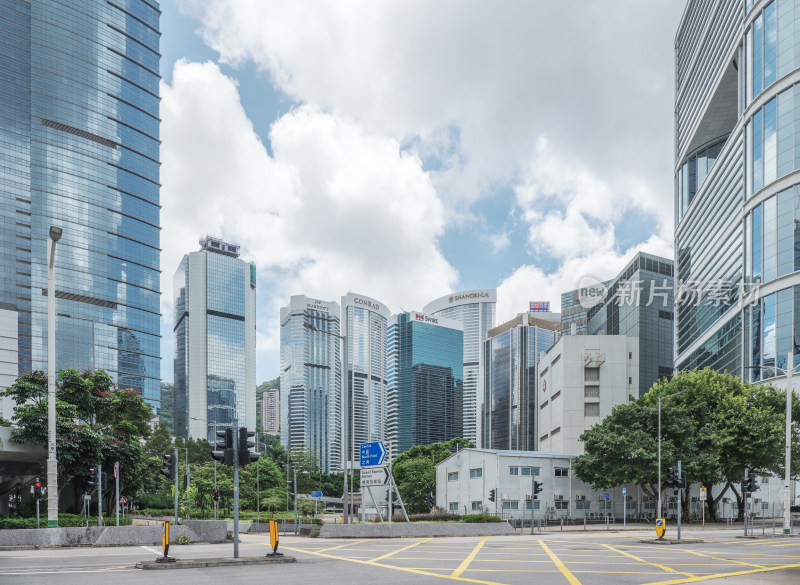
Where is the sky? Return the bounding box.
[157,0,687,384]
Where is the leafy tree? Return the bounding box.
[3,369,153,513]
[288,447,322,494]
[392,437,473,514]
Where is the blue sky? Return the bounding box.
[157,0,685,383]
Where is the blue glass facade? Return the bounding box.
[387,312,463,455]
[0,0,161,408]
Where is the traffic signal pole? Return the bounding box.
[173,448,178,526]
[677,460,682,541]
[743,467,749,537]
[97,464,102,527]
[233,418,239,559]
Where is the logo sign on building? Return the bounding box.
[529,301,550,313]
[360,441,387,468]
[360,467,390,487]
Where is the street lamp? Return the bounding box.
[46,225,62,527]
[745,352,799,535]
[657,388,686,519]
[303,322,350,523]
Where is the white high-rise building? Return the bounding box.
[261,387,279,436]
[173,236,256,442]
[279,295,341,472]
[342,293,391,471]
[423,289,497,447]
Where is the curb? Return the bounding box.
[639,539,704,545]
[136,556,296,569]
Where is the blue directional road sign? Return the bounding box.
[602,492,610,500]
[360,441,387,468]
[622,488,627,497]
[311,491,322,499]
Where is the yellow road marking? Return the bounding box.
[678,548,766,569]
[538,540,582,585]
[316,538,371,552]
[451,537,488,578]
[770,541,800,547]
[599,543,695,578]
[640,562,800,585]
[281,544,508,585]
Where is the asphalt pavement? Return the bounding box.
[0,527,798,585]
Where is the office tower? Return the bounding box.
[341,292,390,471]
[482,313,560,451]
[387,311,464,456]
[0,0,162,409]
[676,0,800,381]
[173,237,256,441]
[423,290,496,447]
[537,335,639,454]
[584,252,674,395]
[261,387,279,436]
[560,280,612,336]
[279,295,341,472]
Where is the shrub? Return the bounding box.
[0,513,133,529]
[309,529,320,538]
[176,534,191,545]
[461,513,502,523]
[406,512,461,522]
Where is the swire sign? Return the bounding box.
[414,312,439,324]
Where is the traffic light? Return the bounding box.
[184,468,191,490]
[748,473,760,492]
[101,472,108,490]
[677,470,687,489]
[666,467,676,488]
[87,468,98,488]
[488,488,496,502]
[34,478,43,499]
[426,492,435,508]
[161,453,177,480]
[212,428,234,466]
[238,427,260,467]
[213,488,220,502]
[287,476,295,494]
[533,480,543,500]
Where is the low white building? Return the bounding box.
[435,448,787,522]
[537,335,639,454]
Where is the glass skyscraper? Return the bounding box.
[173,237,256,441]
[0,0,162,410]
[342,292,390,471]
[387,311,463,456]
[279,295,341,472]
[676,0,800,382]
[585,252,674,395]
[423,289,496,447]
[482,313,560,451]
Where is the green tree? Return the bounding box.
[3,369,153,513]
[288,447,322,494]
[392,437,473,514]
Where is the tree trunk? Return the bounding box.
[731,484,744,520]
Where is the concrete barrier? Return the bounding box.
[0,520,228,547]
[318,522,516,538]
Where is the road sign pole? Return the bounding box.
[115,461,119,527]
[97,464,102,527]
[173,448,179,526]
[388,443,392,525]
[233,418,239,559]
[623,487,627,530]
[677,460,682,541]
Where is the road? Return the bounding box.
[0,528,798,585]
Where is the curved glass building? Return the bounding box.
[675,0,800,382]
[0,0,162,410]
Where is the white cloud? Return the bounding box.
[160,60,458,373]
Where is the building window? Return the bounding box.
[584,367,600,381]
[471,501,482,511]
[501,501,519,510]
[584,402,600,416]
[555,501,569,510]
[449,502,459,512]
[540,400,549,409]
[448,472,458,482]
[540,433,549,442]
[554,467,569,477]
[575,501,590,510]
[470,468,482,479]
[520,467,539,476]
[761,476,769,483]
[628,352,632,359]
[644,501,655,510]
[551,390,561,400]
[551,427,561,436]
[509,467,519,476]
[584,385,599,398]
[626,501,637,510]
[525,500,540,510]
[629,377,632,384]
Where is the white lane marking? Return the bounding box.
[140,545,162,555]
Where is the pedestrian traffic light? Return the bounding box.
[212,428,234,466]
[87,468,98,488]
[533,480,543,500]
[238,427,260,467]
[677,470,687,489]
[666,467,676,488]
[160,453,177,480]
[488,488,496,502]
[101,471,108,490]
[741,475,753,493]
[34,478,43,499]
[213,488,220,502]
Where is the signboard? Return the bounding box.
[699,487,707,501]
[360,441,387,468]
[113,461,119,479]
[360,467,390,487]
[162,521,170,557]
[622,488,627,497]
[602,492,610,500]
[311,491,323,499]
[655,518,666,539]
[529,301,550,313]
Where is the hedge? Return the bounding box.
[0,513,133,529]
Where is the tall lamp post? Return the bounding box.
[745,352,800,535]
[657,388,686,519]
[46,225,62,527]
[303,322,349,522]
